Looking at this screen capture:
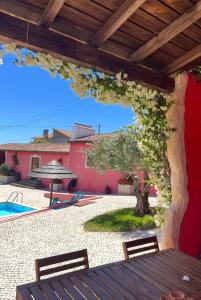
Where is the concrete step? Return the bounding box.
[11,179,45,189]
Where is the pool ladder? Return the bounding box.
[7,191,23,203]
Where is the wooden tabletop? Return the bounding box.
[16,249,201,300]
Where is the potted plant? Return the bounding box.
[117,175,135,195]
[0,164,16,184]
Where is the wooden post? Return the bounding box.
[161,73,189,250]
[49,181,53,207]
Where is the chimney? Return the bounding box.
[43,129,49,139]
[71,123,95,140]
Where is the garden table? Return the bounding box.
[16,249,201,300]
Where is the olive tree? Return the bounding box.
[85,128,151,216]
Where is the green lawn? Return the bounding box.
[84,208,156,232]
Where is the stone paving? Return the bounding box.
[0,185,159,300]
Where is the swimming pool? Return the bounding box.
[0,202,36,218]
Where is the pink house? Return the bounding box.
[0,124,123,194]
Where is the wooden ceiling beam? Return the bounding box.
[0,12,174,92]
[0,0,135,59]
[0,0,41,23]
[91,0,146,47]
[130,0,201,62]
[163,44,201,74]
[39,0,65,27]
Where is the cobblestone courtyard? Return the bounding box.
[0,185,158,300]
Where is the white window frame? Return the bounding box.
[85,155,90,168]
[30,155,41,172]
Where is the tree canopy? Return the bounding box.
[85,128,146,175]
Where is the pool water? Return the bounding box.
[0,202,36,217]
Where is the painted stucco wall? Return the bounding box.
[5,142,123,193]
[179,74,201,257]
[5,141,157,195]
[5,150,70,188]
[68,142,123,193]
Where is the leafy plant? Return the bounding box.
[117,176,134,185]
[31,138,48,144]
[192,66,201,75]
[12,152,19,166]
[0,164,12,176]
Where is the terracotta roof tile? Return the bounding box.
[0,143,69,153]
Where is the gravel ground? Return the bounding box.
[0,185,160,300]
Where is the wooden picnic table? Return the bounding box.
[16,249,201,300]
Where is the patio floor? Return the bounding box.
[0,185,159,300]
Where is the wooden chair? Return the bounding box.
[35,249,89,281]
[122,236,159,260]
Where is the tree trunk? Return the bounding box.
[161,73,189,250]
[135,192,151,216]
[133,171,151,216]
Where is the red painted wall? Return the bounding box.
[5,142,123,193]
[5,142,157,195]
[179,74,201,257]
[69,142,122,193]
[6,151,70,188]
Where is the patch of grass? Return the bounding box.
[84,208,156,232]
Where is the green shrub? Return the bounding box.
[0,164,12,176]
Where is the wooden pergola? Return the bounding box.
[1,0,201,92]
[1,1,201,253]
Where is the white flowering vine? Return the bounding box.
[0,42,174,224]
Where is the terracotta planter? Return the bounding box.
[0,175,16,184]
[118,184,134,195]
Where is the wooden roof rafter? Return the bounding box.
[0,11,174,92]
[164,43,201,75]
[91,0,146,47]
[2,0,201,91]
[0,0,41,23]
[39,0,65,27]
[130,0,201,63]
[0,0,141,61]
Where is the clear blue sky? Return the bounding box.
[0,54,134,143]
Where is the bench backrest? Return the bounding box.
[122,236,159,260]
[35,249,89,281]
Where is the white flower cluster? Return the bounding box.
[4,42,17,54]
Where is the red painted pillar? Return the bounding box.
[179,74,201,257]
